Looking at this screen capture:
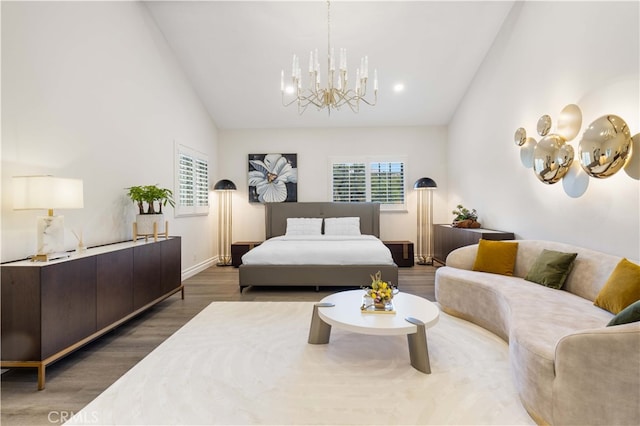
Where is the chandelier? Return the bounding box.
[280,0,378,114]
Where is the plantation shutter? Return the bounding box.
[178,152,195,207]
[370,161,405,205]
[175,143,209,216]
[332,163,366,202]
[194,158,209,207]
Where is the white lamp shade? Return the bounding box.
[13,176,84,210]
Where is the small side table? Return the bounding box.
[231,241,262,267]
[383,241,415,267]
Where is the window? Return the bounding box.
[330,157,407,210]
[332,163,366,202]
[175,143,209,216]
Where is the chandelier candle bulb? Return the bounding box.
[374,70,378,92]
[330,47,335,71]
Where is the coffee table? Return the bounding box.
[308,289,440,373]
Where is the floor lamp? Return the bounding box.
[214,179,236,266]
[414,177,437,265]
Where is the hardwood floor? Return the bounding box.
[0,265,437,426]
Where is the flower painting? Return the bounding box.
[248,153,298,203]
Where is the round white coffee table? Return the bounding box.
[308,289,439,373]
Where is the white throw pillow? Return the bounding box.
[324,217,361,236]
[285,218,323,236]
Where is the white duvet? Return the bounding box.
[241,235,395,265]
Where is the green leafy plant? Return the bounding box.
[126,185,175,215]
[452,204,478,222]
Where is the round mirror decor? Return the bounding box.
[520,137,537,168]
[578,115,632,178]
[533,134,571,184]
[557,104,582,142]
[537,115,552,137]
[514,127,527,146]
[558,143,575,168]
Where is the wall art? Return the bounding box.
[248,153,298,203]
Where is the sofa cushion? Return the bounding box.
[472,239,519,276]
[524,249,577,289]
[594,258,640,314]
[607,300,640,326]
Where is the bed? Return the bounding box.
[239,202,398,292]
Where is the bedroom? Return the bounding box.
[1,0,638,424]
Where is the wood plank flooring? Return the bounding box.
[0,265,437,426]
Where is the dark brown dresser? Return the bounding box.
[433,225,514,265]
[1,237,182,390]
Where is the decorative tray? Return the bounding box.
[360,301,396,315]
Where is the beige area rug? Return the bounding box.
[67,302,534,425]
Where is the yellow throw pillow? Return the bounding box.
[594,258,640,314]
[472,239,519,276]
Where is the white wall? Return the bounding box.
[448,1,640,259]
[1,1,219,272]
[218,127,448,242]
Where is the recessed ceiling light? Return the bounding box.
[393,83,405,93]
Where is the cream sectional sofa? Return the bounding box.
[434,240,640,426]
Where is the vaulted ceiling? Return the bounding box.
[144,1,514,130]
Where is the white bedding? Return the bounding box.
[241,235,395,266]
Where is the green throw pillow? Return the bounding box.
[607,300,640,326]
[524,249,578,289]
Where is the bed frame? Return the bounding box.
[239,202,398,291]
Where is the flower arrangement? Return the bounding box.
[363,271,395,307]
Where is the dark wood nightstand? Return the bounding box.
[383,241,414,267]
[231,241,262,267]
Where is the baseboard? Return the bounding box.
[182,257,216,281]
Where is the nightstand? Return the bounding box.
[383,241,414,267]
[231,241,262,267]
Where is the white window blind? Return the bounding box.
[330,158,407,210]
[332,163,366,202]
[175,143,209,216]
[370,161,405,205]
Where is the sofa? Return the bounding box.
[434,240,640,426]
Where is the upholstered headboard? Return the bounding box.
[265,202,381,239]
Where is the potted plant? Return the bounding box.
[126,185,175,236]
[451,204,481,228]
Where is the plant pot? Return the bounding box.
[452,219,481,228]
[136,213,165,235]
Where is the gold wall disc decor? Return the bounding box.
[578,114,632,178]
[537,115,552,136]
[558,143,575,168]
[514,127,527,146]
[557,104,582,142]
[533,134,571,184]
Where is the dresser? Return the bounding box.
[433,225,515,265]
[1,237,182,390]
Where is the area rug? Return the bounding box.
[67,302,534,425]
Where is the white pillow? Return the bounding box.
[324,217,361,236]
[285,218,323,236]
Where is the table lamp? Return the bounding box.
[13,176,84,261]
[414,177,437,265]
[213,179,237,266]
